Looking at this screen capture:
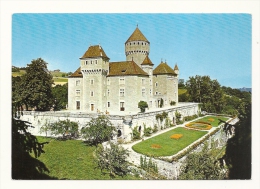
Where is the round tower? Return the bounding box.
[125,26,150,67]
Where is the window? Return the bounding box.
[142,79,145,85]
[95,60,98,64]
[150,79,152,85]
[107,89,110,96]
[155,82,158,87]
[91,104,94,111]
[76,101,80,110]
[107,79,110,85]
[150,89,152,96]
[76,80,80,86]
[120,102,125,111]
[120,88,125,97]
[142,88,145,97]
[155,91,158,95]
[90,79,94,85]
[91,91,94,97]
[119,77,125,84]
[85,61,88,65]
[107,102,110,107]
[76,90,80,96]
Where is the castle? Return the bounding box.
[68,26,179,115]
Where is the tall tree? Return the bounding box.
[81,115,116,146]
[51,83,68,110]
[95,142,130,178]
[186,75,225,113]
[20,58,54,111]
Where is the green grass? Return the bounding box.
[35,137,139,180]
[50,71,68,77]
[12,70,26,77]
[53,77,68,83]
[132,127,207,157]
[178,88,187,95]
[195,116,229,127]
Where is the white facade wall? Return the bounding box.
[68,77,83,110]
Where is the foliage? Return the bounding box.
[153,124,158,133]
[94,142,130,178]
[155,111,168,123]
[159,98,164,108]
[132,126,141,140]
[170,101,176,106]
[81,115,116,146]
[51,83,68,110]
[185,122,212,130]
[138,101,148,112]
[12,58,54,111]
[12,66,20,72]
[186,75,225,113]
[178,145,226,180]
[140,156,158,174]
[143,124,153,137]
[49,119,79,139]
[12,117,52,179]
[222,101,251,179]
[175,111,182,125]
[183,114,198,122]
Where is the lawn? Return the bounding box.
[12,70,26,77]
[35,137,139,180]
[53,77,68,83]
[194,116,230,127]
[132,127,207,157]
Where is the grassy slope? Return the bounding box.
[195,116,229,127]
[132,127,207,157]
[36,137,138,180]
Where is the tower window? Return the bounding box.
[95,60,98,64]
[76,80,80,86]
[76,90,80,96]
[107,89,110,96]
[120,88,125,97]
[91,91,94,97]
[142,88,146,97]
[138,42,139,45]
[85,61,88,65]
[108,102,110,107]
[76,101,80,110]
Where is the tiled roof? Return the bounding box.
[81,45,109,60]
[108,61,149,76]
[69,67,83,78]
[153,62,177,75]
[141,55,154,66]
[125,27,149,43]
[174,64,179,70]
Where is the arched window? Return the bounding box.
[138,126,141,132]
[117,130,122,137]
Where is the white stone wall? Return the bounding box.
[20,103,199,142]
[68,77,83,110]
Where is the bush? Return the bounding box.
[132,126,141,140]
[153,124,158,133]
[138,101,148,112]
[49,119,79,139]
[170,101,176,106]
[143,125,152,137]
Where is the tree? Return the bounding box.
[178,145,226,180]
[19,58,54,110]
[186,75,225,113]
[12,104,53,179]
[94,142,130,177]
[81,115,116,146]
[222,102,251,179]
[138,101,148,112]
[51,83,68,110]
[49,119,79,139]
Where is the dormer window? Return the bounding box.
[85,61,88,65]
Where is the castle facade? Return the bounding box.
[68,27,179,114]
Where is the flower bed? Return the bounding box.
[170,134,183,140]
[208,118,215,122]
[151,144,161,149]
[185,121,212,130]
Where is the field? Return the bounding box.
[132,127,207,157]
[35,137,139,180]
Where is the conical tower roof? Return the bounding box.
[80,45,109,60]
[141,55,154,66]
[153,61,177,75]
[125,27,149,43]
[174,64,179,70]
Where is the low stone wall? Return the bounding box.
[19,103,200,142]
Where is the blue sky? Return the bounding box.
[12,13,252,88]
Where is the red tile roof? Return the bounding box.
[108,61,149,76]
[69,67,83,78]
[153,62,177,75]
[81,45,109,60]
[141,55,154,66]
[125,27,149,43]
